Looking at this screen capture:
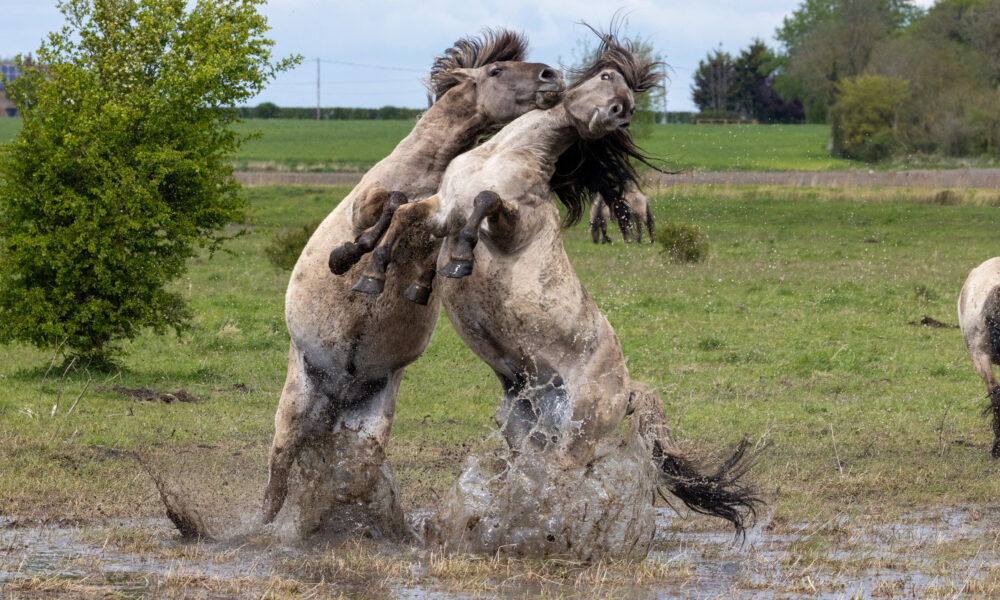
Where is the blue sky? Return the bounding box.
[1,0,936,112]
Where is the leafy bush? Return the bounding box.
[0,0,296,364]
[829,75,909,162]
[265,220,323,271]
[657,221,709,263]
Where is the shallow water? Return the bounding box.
[2,507,999,598]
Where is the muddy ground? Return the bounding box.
[2,506,999,599]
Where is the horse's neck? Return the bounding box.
[391,83,484,173]
[485,107,576,173]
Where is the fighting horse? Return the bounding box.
[344,28,760,533]
[262,30,564,537]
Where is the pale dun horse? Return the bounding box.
[959,257,1000,458]
[261,30,564,538]
[590,184,654,244]
[346,28,761,533]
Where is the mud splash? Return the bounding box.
[423,423,658,561]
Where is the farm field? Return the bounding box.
[5,116,999,173]
[2,183,1000,597]
[0,118,846,172]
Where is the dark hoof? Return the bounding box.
[329,242,362,275]
[352,275,385,295]
[404,283,432,305]
[440,260,473,279]
[992,439,1000,459]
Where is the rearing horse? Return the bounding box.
[347,29,760,533]
[262,30,564,537]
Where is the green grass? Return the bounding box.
[229,119,416,172]
[4,116,998,172]
[0,118,856,172]
[1,183,998,527]
[642,123,853,171]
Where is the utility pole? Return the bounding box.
[316,57,321,120]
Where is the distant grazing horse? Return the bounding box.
[958,257,1000,458]
[346,29,760,533]
[589,184,654,244]
[262,30,564,537]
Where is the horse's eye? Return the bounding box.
[490,67,502,77]
[601,72,611,81]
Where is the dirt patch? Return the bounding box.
[111,385,200,403]
[907,315,959,329]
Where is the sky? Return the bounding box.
[2,0,937,112]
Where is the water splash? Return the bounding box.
[423,421,658,561]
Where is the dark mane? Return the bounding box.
[551,25,664,227]
[427,29,528,101]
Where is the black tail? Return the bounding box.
[985,286,1000,359]
[605,193,638,242]
[654,438,764,537]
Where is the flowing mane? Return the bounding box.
[427,29,529,101]
[551,26,664,227]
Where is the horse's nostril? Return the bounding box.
[610,104,622,115]
[540,68,556,81]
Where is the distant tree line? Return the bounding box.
[239,102,423,120]
[691,0,1000,161]
[690,41,805,124]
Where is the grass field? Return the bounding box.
[0,117,856,172]
[3,183,1000,596]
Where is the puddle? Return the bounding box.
[2,507,999,598]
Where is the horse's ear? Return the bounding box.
[446,68,477,83]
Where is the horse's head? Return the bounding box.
[563,67,635,139]
[447,61,564,122]
[428,29,565,126]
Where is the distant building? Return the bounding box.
[1,61,25,118]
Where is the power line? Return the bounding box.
[317,59,422,73]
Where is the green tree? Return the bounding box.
[775,0,924,122]
[256,101,279,118]
[829,74,909,161]
[731,40,776,119]
[691,47,735,113]
[0,0,297,364]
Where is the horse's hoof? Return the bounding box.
[329,242,362,275]
[440,260,473,279]
[992,439,1000,459]
[352,276,385,295]
[404,283,432,305]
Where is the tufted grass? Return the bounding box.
[0,183,998,530]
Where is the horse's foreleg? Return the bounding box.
[403,239,442,305]
[353,195,442,296]
[329,190,407,275]
[353,187,390,230]
[440,190,517,278]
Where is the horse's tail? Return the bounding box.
[604,192,637,242]
[985,285,1000,359]
[627,383,763,536]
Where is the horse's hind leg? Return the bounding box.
[261,346,325,525]
[645,206,655,243]
[441,190,517,278]
[329,190,407,275]
[353,195,442,295]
